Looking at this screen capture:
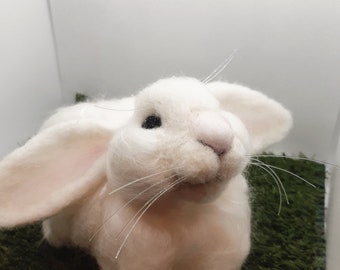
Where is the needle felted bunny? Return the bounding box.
[0,77,292,270]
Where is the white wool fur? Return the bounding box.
[0,77,292,269]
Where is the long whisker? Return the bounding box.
[114,176,186,241]
[114,176,186,259]
[249,161,284,215]
[251,158,290,205]
[202,49,238,83]
[93,104,158,113]
[263,164,317,188]
[89,174,177,242]
[94,104,135,111]
[249,154,340,169]
[108,167,182,195]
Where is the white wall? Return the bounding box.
[49,0,340,161]
[327,108,340,270]
[0,0,63,158]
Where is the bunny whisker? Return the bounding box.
[251,158,289,204]
[94,103,157,113]
[94,104,135,111]
[262,164,317,188]
[115,176,187,259]
[202,49,238,83]
[89,175,177,242]
[114,176,186,241]
[108,167,183,195]
[249,162,283,215]
[250,154,340,169]
[248,155,319,187]
[249,160,287,215]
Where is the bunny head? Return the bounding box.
[108,78,250,203]
[0,77,292,228]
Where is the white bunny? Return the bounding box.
[0,77,292,270]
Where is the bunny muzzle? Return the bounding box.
[174,110,244,203]
[192,110,234,157]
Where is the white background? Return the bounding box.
[0,0,62,156]
[0,0,339,268]
[49,0,340,161]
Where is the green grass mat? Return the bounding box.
[0,155,325,269]
[242,155,325,270]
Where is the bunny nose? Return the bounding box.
[192,111,234,156]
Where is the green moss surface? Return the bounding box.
[0,155,325,269]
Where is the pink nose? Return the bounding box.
[192,111,234,156]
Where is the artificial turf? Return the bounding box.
[242,155,325,270]
[0,155,325,269]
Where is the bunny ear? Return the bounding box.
[0,122,112,228]
[207,81,292,153]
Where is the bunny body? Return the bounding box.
[0,77,292,269]
[43,174,250,270]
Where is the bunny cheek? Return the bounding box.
[107,124,249,204]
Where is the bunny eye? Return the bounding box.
[142,115,162,129]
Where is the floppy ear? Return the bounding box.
[0,122,112,228]
[207,81,292,153]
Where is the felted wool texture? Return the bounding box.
[0,155,325,270]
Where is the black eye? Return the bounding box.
[142,115,162,129]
